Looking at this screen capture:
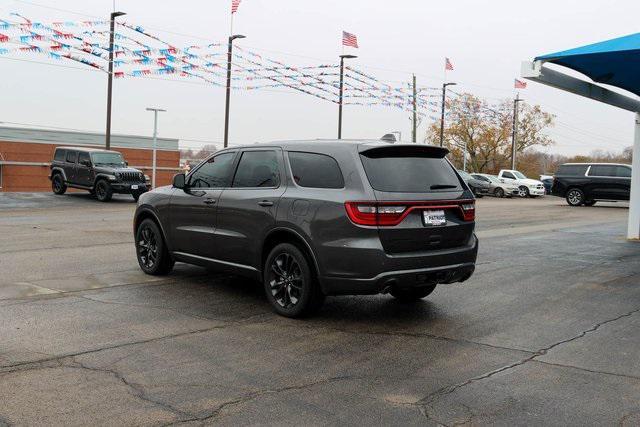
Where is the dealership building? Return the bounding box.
[0,126,181,192]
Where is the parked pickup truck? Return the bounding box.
[497,169,545,198]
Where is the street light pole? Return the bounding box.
[511,94,524,170]
[146,108,166,189]
[439,82,457,147]
[105,11,126,150]
[223,34,246,148]
[338,54,357,139]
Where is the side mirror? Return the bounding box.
[81,160,91,167]
[124,161,129,167]
[173,173,186,189]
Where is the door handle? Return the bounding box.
[203,198,217,205]
[258,200,274,207]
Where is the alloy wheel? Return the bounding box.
[138,226,158,269]
[269,253,303,309]
[518,186,528,198]
[568,189,582,205]
[53,176,62,192]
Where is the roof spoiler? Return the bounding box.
[360,144,449,159]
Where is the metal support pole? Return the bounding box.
[439,82,456,147]
[152,111,157,189]
[511,94,523,170]
[105,11,125,150]
[338,54,357,140]
[463,139,467,172]
[628,112,640,240]
[223,34,245,148]
[439,85,446,147]
[412,74,417,143]
[146,108,166,189]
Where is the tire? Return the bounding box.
[51,173,67,195]
[263,243,324,318]
[494,187,505,198]
[391,284,437,302]
[584,200,597,207]
[95,180,113,202]
[566,188,585,206]
[518,186,530,198]
[135,218,174,275]
[132,192,140,202]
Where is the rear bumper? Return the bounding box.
[319,234,478,295]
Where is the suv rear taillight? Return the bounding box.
[345,200,475,226]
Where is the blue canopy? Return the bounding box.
[536,33,640,97]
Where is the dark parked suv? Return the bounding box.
[551,162,632,206]
[50,147,148,202]
[133,140,478,317]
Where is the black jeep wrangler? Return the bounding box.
[50,147,149,202]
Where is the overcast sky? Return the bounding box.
[0,0,638,156]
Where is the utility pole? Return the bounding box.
[223,34,246,148]
[439,82,457,147]
[146,108,166,189]
[338,54,357,139]
[412,74,417,143]
[105,11,126,150]
[511,94,524,170]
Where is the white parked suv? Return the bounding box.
[497,169,545,198]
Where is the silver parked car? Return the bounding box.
[471,174,520,198]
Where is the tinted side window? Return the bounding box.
[589,165,616,177]
[78,152,91,166]
[54,149,66,161]
[557,164,589,176]
[188,152,235,188]
[502,172,516,179]
[66,151,77,163]
[616,166,632,178]
[232,151,280,188]
[288,152,344,189]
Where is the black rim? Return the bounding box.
[53,176,62,192]
[96,183,106,199]
[138,226,158,269]
[268,253,303,309]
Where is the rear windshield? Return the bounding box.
[360,149,461,192]
[557,164,588,176]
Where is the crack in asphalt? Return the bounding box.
[0,313,271,373]
[165,375,356,426]
[532,360,640,382]
[414,306,640,426]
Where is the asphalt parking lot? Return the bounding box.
[0,192,638,426]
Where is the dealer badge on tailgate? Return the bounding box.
[423,209,446,226]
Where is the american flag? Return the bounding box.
[231,0,242,14]
[342,31,359,48]
[445,57,454,71]
[514,78,527,89]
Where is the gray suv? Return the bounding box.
[133,140,478,317]
[50,147,148,202]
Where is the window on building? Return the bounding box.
[288,152,344,189]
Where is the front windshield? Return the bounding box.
[513,171,527,179]
[486,175,501,183]
[91,152,125,167]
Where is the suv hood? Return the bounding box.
[93,166,143,174]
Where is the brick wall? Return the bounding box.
[0,140,181,192]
